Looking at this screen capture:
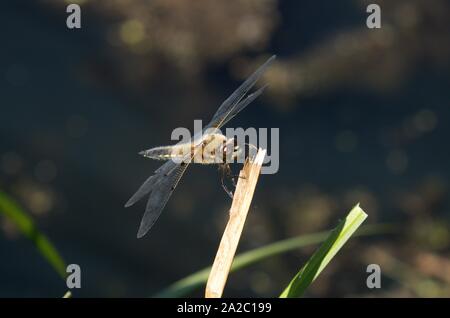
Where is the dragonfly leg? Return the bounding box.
[223,163,238,188]
[219,164,234,199]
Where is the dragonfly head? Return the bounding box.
[222,137,242,162]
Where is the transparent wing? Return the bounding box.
[205,55,275,130]
[136,162,189,238]
[130,147,201,238]
[215,84,267,129]
[124,160,179,208]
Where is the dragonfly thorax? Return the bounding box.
[193,133,241,164]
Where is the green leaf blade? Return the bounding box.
[156,211,388,298]
[279,204,368,298]
[155,231,329,297]
[0,191,67,279]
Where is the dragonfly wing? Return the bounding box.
[124,160,179,208]
[137,162,189,238]
[128,147,198,237]
[215,85,267,129]
[137,163,188,238]
[205,55,275,129]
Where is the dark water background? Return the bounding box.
[1,1,449,297]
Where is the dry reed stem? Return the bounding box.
[205,148,266,298]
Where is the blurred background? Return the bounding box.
[1,0,449,297]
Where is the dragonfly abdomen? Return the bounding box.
[139,146,181,160]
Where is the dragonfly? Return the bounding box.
[125,55,276,238]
